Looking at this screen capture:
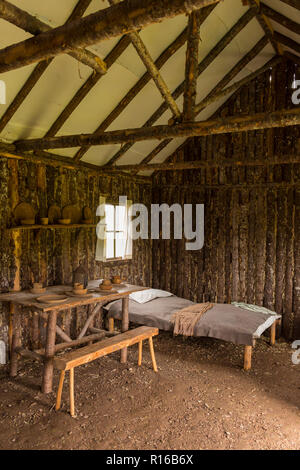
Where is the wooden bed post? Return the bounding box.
[108,317,114,333]
[270,321,276,346]
[244,345,252,371]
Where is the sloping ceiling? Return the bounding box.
[0,0,299,175]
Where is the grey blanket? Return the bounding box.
[105,296,280,346]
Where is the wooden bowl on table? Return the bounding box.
[99,279,112,291]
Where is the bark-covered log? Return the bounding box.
[0,0,94,134]
[0,0,220,73]
[260,2,300,35]
[104,8,256,165]
[15,108,300,151]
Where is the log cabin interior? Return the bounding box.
[0,0,299,452]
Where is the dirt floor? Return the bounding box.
[0,331,299,450]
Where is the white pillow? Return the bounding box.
[129,288,173,304]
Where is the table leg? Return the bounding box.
[42,310,57,394]
[10,303,20,377]
[120,296,129,363]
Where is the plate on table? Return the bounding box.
[36,294,68,304]
[97,289,119,295]
[64,291,93,299]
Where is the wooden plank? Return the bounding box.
[0,0,220,73]
[54,326,159,370]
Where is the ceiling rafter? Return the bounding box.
[131,35,271,173]
[183,10,202,121]
[0,0,107,74]
[0,0,93,134]
[104,7,256,167]
[274,32,300,55]
[0,0,220,74]
[44,35,132,138]
[284,51,300,67]
[248,0,282,55]
[14,108,300,151]
[280,0,300,11]
[260,2,300,35]
[108,0,180,120]
[72,4,216,163]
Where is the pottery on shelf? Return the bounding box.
[58,219,71,225]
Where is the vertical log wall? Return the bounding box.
[152,60,300,340]
[0,161,151,346]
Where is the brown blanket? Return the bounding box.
[171,302,214,336]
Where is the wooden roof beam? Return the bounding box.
[248,0,282,55]
[260,3,300,36]
[104,8,256,166]
[72,4,217,163]
[14,108,300,151]
[183,11,202,121]
[274,32,300,55]
[108,0,180,119]
[0,0,93,134]
[0,0,220,73]
[0,0,106,74]
[101,156,300,172]
[284,51,300,67]
[280,0,300,11]
[44,35,132,138]
[131,35,272,173]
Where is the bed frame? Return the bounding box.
[108,317,281,371]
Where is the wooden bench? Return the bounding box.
[54,326,159,416]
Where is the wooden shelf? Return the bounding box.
[7,224,97,231]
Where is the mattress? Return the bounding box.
[104,296,281,346]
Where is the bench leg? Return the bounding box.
[270,321,276,346]
[148,337,158,372]
[244,346,252,371]
[55,370,65,411]
[69,368,75,417]
[108,318,114,333]
[138,341,143,366]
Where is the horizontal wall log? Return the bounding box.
[0,0,220,73]
[0,0,107,74]
[0,145,152,182]
[14,108,300,151]
[104,156,300,172]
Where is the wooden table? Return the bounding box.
[0,281,147,393]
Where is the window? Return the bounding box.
[96,198,132,262]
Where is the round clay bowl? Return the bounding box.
[40,218,48,225]
[21,219,35,225]
[82,219,93,224]
[73,288,87,296]
[112,277,122,284]
[31,287,46,294]
[58,219,71,225]
[99,284,112,291]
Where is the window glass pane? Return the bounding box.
[116,205,126,231]
[115,231,126,258]
[106,231,115,259]
[105,204,114,231]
